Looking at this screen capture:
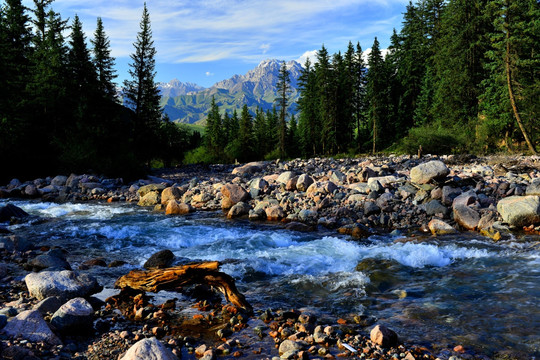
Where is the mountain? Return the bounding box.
[160,59,303,124]
[157,79,206,97]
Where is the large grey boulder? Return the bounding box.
[526,179,540,196]
[497,195,540,227]
[3,310,62,345]
[25,270,102,302]
[0,204,29,222]
[227,202,250,218]
[50,297,93,334]
[231,162,264,175]
[410,160,449,184]
[119,337,177,360]
[51,175,68,187]
[296,174,314,192]
[277,171,297,185]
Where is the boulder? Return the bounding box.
[370,324,398,348]
[165,200,193,215]
[144,249,175,269]
[28,252,71,271]
[51,175,68,187]
[306,181,338,197]
[442,186,462,206]
[284,222,313,232]
[410,160,449,184]
[3,310,61,345]
[497,195,540,227]
[119,337,177,360]
[138,191,160,207]
[265,205,285,221]
[526,179,540,196]
[221,184,249,209]
[50,297,93,334]
[296,174,314,192]
[24,184,39,197]
[277,171,296,185]
[364,202,381,216]
[138,184,166,198]
[423,200,449,216]
[428,219,457,235]
[348,182,370,194]
[329,170,346,184]
[0,204,29,222]
[279,340,303,356]
[227,202,250,218]
[453,205,480,230]
[298,209,317,223]
[25,270,102,302]
[34,296,62,314]
[66,174,81,188]
[249,177,269,197]
[285,176,299,191]
[231,162,264,175]
[161,186,183,205]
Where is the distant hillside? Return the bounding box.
[159,59,303,124]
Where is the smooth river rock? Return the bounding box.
[25,270,102,302]
[3,310,62,345]
[50,297,94,334]
[497,195,540,227]
[453,205,481,230]
[370,324,398,348]
[119,337,177,360]
[410,160,449,184]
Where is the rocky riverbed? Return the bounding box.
[1,154,540,360]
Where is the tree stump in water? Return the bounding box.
[114,261,252,314]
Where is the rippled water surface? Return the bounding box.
[2,199,539,357]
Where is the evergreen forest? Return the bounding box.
[0,0,538,180]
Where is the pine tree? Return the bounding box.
[205,96,224,158]
[91,17,117,101]
[366,37,390,153]
[315,45,335,154]
[297,57,320,156]
[238,104,254,161]
[253,107,268,158]
[275,60,291,158]
[287,114,299,158]
[123,2,162,163]
[68,15,97,97]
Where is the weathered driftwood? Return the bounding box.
[114,261,252,313]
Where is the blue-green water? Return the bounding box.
[2,199,539,357]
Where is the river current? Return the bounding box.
[2,199,539,357]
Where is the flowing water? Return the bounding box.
[2,199,539,357]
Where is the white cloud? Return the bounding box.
[205,71,214,77]
[260,43,271,54]
[296,50,318,65]
[362,47,391,63]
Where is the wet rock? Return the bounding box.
[298,209,317,223]
[428,219,457,235]
[1,345,40,360]
[249,207,266,220]
[452,191,477,208]
[144,249,175,269]
[165,200,193,215]
[0,263,7,278]
[0,314,6,329]
[119,337,177,360]
[161,186,183,205]
[24,184,39,197]
[364,201,381,216]
[526,178,540,196]
[228,201,250,218]
[138,184,166,198]
[296,174,314,192]
[138,191,160,207]
[410,160,449,184]
[284,222,313,232]
[313,325,329,343]
[0,204,29,222]
[221,184,249,209]
[34,296,62,314]
[28,251,71,271]
[50,297,93,334]
[25,270,102,301]
[453,205,480,230]
[497,195,540,227]
[370,324,398,348]
[423,200,449,216]
[3,309,62,345]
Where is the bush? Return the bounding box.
[397,124,468,155]
[183,146,217,164]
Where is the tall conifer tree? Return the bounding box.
[275,61,291,158]
[92,17,117,101]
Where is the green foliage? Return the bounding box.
[396,123,468,154]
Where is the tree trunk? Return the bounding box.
[505,20,537,154]
[114,261,253,314]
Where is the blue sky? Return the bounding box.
[30,0,409,87]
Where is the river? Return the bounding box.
[2,199,539,358]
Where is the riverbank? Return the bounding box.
[1,154,540,359]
